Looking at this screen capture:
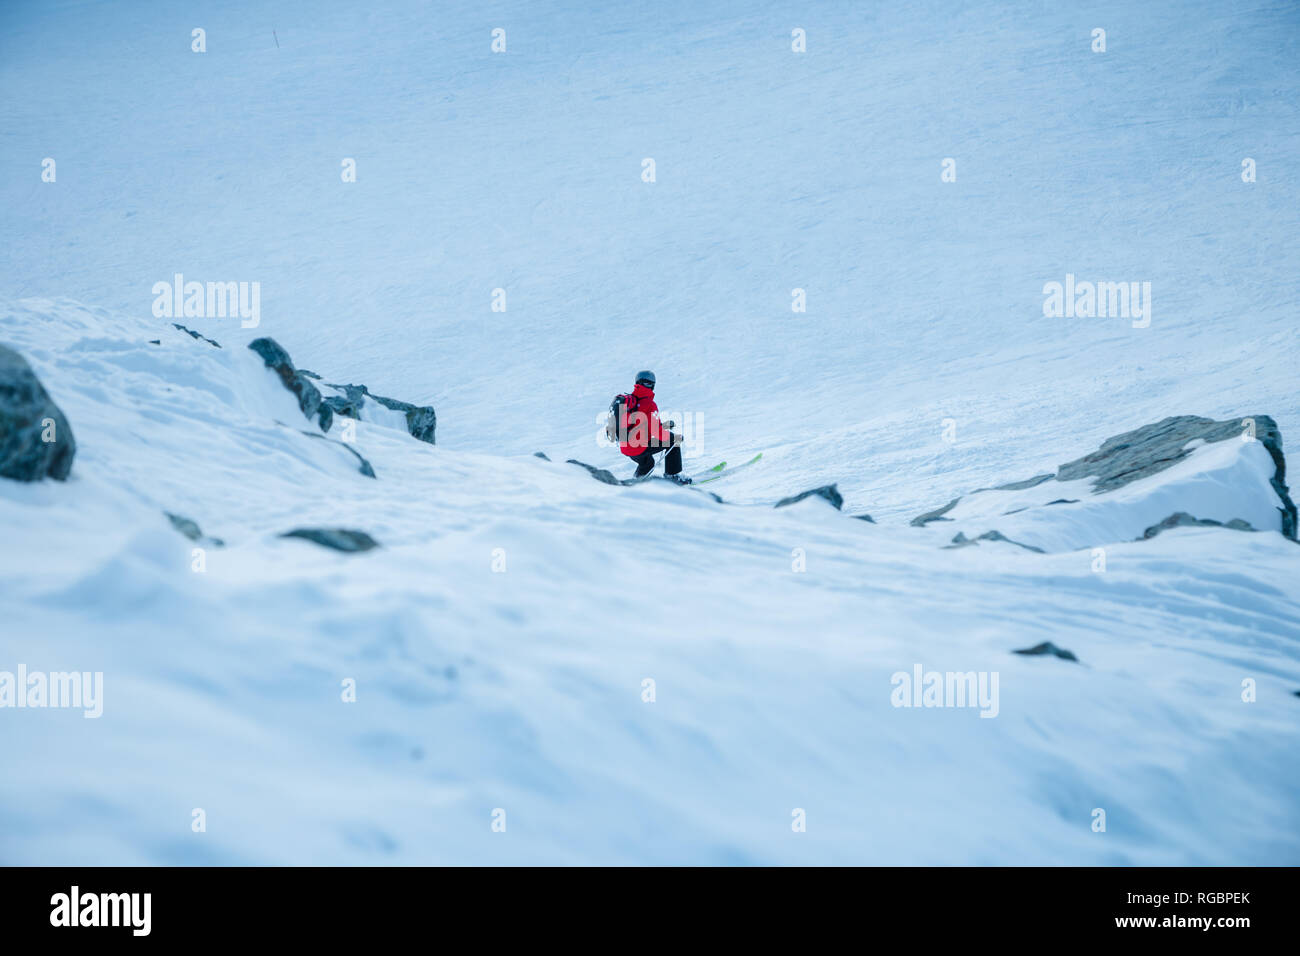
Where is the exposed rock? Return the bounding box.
[567,459,625,485]
[165,512,225,547]
[279,528,379,552]
[372,393,436,444]
[854,514,875,523]
[148,339,161,345]
[1046,498,1078,506]
[1060,416,1258,490]
[249,338,332,432]
[775,484,843,510]
[250,340,436,446]
[911,497,959,527]
[323,382,437,445]
[989,473,1054,492]
[911,415,1297,541]
[1140,512,1254,540]
[564,460,725,501]
[1014,641,1079,662]
[296,428,376,478]
[172,324,221,348]
[946,530,1045,553]
[651,475,723,502]
[166,512,202,540]
[322,385,365,420]
[0,344,76,482]
[1056,415,1295,537]
[534,452,551,461]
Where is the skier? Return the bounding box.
[616,370,692,484]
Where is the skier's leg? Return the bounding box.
[632,450,657,478]
[662,445,683,476]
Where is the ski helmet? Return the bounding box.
[635,370,656,389]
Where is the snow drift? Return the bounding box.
[2,298,1299,866]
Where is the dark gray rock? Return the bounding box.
[567,459,625,485]
[249,338,332,432]
[853,514,875,523]
[1045,498,1079,506]
[565,460,725,501]
[775,484,843,510]
[165,512,202,540]
[911,415,1297,540]
[989,473,1054,492]
[1056,415,1295,537]
[1140,512,1254,540]
[322,386,365,420]
[0,344,76,482]
[323,382,436,445]
[172,324,221,348]
[279,528,379,552]
[647,475,724,502]
[534,452,550,461]
[296,429,376,478]
[1014,641,1079,662]
[946,530,1044,553]
[373,393,436,444]
[165,512,225,547]
[911,497,959,527]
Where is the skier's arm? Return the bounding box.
[651,409,674,444]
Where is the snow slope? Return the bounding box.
[1,0,1299,864]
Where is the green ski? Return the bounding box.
[696,452,762,483]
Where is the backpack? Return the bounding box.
[605,393,639,444]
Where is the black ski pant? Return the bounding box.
[631,443,683,478]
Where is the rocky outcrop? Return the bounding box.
[565,459,724,501]
[1055,415,1295,537]
[323,382,437,445]
[567,459,624,485]
[946,530,1044,553]
[172,324,221,348]
[911,415,1297,542]
[165,512,225,547]
[279,528,379,552]
[775,484,843,510]
[371,392,436,445]
[534,452,551,461]
[0,344,76,482]
[1140,512,1254,540]
[911,498,959,527]
[1014,641,1079,662]
[296,429,376,478]
[249,338,332,432]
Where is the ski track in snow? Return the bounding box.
[1,0,1299,864]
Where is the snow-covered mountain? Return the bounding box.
[1,0,1298,864]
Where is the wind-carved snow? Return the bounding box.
[1,298,1298,865]
[2,0,1300,865]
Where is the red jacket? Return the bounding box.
[619,383,673,456]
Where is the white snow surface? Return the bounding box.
[1,0,1299,864]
